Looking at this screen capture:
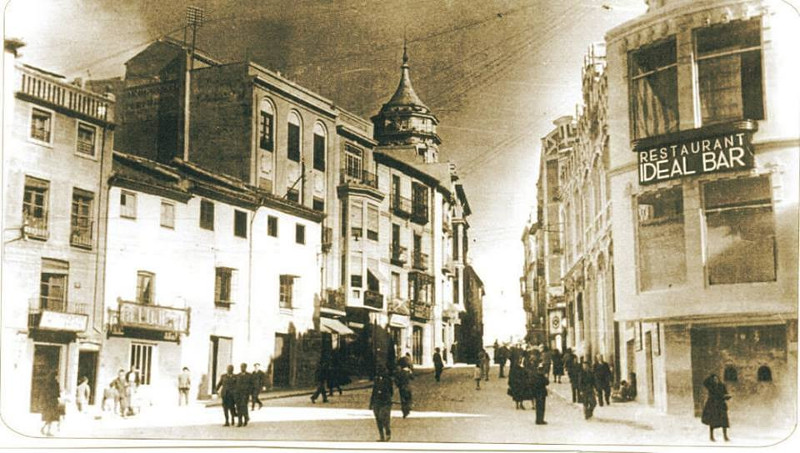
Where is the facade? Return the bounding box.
[2,41,115,419]
[520,220,546,345]
[460,265,486,364]
[605,0,798,430]
[100,152,324,404]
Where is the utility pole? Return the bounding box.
[183,6,204,162]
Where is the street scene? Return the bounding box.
[1,0,799,451]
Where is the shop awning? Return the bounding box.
[320,317,355,335]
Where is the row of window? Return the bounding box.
[630,18,764,140]
[636,175,775,291]
[23,176,94,248]
[258,101,327,171]
[119,191,307,244]
[30,106,99,158]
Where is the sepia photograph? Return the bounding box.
[1,0,798,451]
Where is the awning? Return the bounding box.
[320,317,355,335]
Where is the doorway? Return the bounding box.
[412,326,423,365]
[209,336,232,394]
[30,345,61,413]
[273,333,291,387]
[78,350,98,405]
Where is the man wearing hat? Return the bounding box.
[531,363,549,425]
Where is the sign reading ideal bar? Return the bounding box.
[118,300,189,333]
[638,131,754,185]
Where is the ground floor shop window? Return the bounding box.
[412,326,423,365]
[637,186,686,291]
[130,343,153,385]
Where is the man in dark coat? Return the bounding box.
[311,357,330,403]
[551,349,564,383]
[531,364,549,425]
[565,349,580,403]
[250,363,265,411]
[593,355,613,406]
[701,374,731,441]
[215,365,237,427]
[234,363,251,427]
[496,344,509,378]
[433,348,444,382]
[578,361,597,419]
[369,365,394,442]
[394,360,414,418]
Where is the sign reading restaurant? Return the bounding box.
[636,124,755,185]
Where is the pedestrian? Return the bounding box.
[541,346,552,379]
[369,365,394,442]
[215,365,237,427]
[565,349,580,403]
[551,348,564,383]
[125,367,140,416]
[701,373,731,442]
[327,351,349,397]
[39,370,60,436]
[507,346,528,409]
[611,380,634,402]
[110,369,128,418]
[432,347,444,382]
[234,363,251,427]
[496,344,509,378]
[479,348,491,381]
[250,363,265,410]
[178,367,191,406]
[75,376,90,413]
[473,362,483,390]
[394,360,414,418]
[531,364,549,425]
[578,361,597,419]
[310,357,330,403]
[450,342,458,364]
[101,381,118,414]
[593,355,612,406]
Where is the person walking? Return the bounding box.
[473,362,483,390]
[551,349,564,383]
[101,381,118,414]
[701,374,731,442]
[250,363,265,410]
[479,348,491,381]
[496,344,510,378]
[594,355,612,406]
[75,376,90,413]
[433,348,444,382]
[39,371,60,436]
[578,361,597,419]
[234,363,251,427]
[541,346,552,380]
[215,365,237,427]
[565,350,580,403]
[369,365,394,442]
[531,364,549,425]
[394,360,414,418]
[177,367,191,406]
[125,367,139,416]
[507,346,527,409]
[310,357,330,403]
[110,369,129,418]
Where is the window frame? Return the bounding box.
[233,209,248,238]
[136,271,155,305]
[214,267,235,307]
[267,215,278,237]
[29,106,54,146]
[40,271,68,311]
[295,223,306,245]
[313,122,326,172]
[23,176,50,240]
[258,99,275,152]
[120,190,137,219]
[635,185,687,292]
[628,36,679,140]
[279,275,295,309]
[345,144,363,180]
[199,199,215,231]
[160,200,176,229]
[75,121,98,158]
[70,188,94,249]
[287,111,302,163]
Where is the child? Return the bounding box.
[75,376,90,413]
[474,363,482,390]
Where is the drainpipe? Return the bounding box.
[92,103,110,336]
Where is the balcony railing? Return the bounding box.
[340,168,378,189]
[390,245,408,266]
[70,222,93,249]
[392,194,412,217]
[23,216,48,240]
[18,65,114,122]
[28,298,89,332]
[364,290,384,310]
[410,300,432,321]
[108,298,190,337]
[412,251,429,271]
[322,288,346,313]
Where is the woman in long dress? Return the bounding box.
[701,374,730,442]
[39,372,60,436]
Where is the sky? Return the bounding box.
[4,0,647,344]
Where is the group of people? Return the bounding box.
[310,352,351,403]
[215,362,268,427]
[369,352,417,442]
[100,366,142,418]
[505,344,551,424]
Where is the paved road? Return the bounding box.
[41,365,792,447]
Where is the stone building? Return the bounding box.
[605,0,798,431]
[2,41,115,421]
[520,219,547,345]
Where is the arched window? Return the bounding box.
[259,99,275,151]
[312,122,326,172]
[757,365,772,382]
[287,111,302,162]
[723,365,738,382]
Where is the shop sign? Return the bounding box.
[39,310,88,332]
[118,301,189,333]
[548,309,564,335]
[638,132,753,185]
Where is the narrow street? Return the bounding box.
[41,365,788,447]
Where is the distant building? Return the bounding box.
[2,40,115,419]
[606,0,798,430]
[520,220,546,345]
[460,265,486,364]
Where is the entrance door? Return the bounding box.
[645,331,655,404]
[412,326,423,365]
[209,336,233,394]
[31,345,61,413]
[273,333,291,387]
[77,351,98,405]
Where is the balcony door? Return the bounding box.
[412,326,423,365]
[30,344,61,412]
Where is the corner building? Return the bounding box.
[605,0,798,431]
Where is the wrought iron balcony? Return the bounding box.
[340,168,378,189]
[364,290,384,310]
[322,288,346,313]
[70,222,93,249]
[28,298,89,333]
[390,245,408,266]
[412,251,429,271]
[391,194,412,217]
[23,216,48,240]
